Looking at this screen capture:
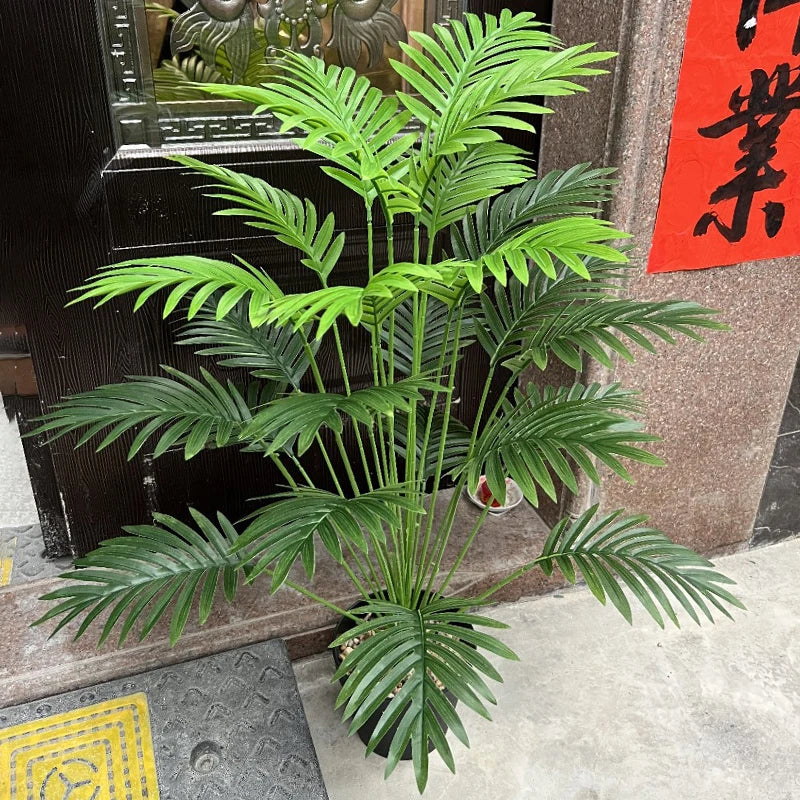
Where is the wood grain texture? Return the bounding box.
[2,0,552,555]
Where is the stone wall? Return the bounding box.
[540,0,800,554]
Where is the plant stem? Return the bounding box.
[333,322,375,491]
[474,557,550,604]
[412,307,463,605]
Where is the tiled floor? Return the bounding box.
[0,524,71,587]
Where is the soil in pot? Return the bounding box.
[331,595,471,761]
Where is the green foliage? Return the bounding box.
[331,598,518,792]
[384,296,476,377]
[178,301,314,388]
[244,376,446,454]
[463,383,663,506]
[34,510,249,646]
[33,11,741,794]
[237,487,424,591]
[32,367,266,460]
[538,506,746,627]
[71,254,282,326]
[170,156,346,282]
[476,271,728,373]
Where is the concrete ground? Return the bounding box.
[295,538,800,800]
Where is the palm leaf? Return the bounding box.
[152,54,227,101]
[331,597,518,793]
[477,273,728,373]
[34,510,251,646]
[196,53,420,218]
[452,164,616,256]
[416,142,533,238]
[178,301,315,389]
[70,254,282,326]
[450,166,626,290]
[170,156,346,282]
[236,486,424,592]
[263,261,463,337]
[244,375,447,455]
[394,11,612,158]
[537,506,746,627]
[462,382,663,506]
[31,366,265,460]
[383,296,476,377]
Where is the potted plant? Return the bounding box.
[34,11,742,793]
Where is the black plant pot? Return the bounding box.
[331,595,468,761]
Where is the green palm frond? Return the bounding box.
[178,301,315,388]
[536,506,745,627]
[31,366,267,460]
[477,275,728,373]
[244,376,446,455]
[196,53,420,217]
[450,166,625,290]
[394,407,472,480]
[236,487,424,591]
[463,383,663,506]
[331,597,518,793]
[264,261,463,336]
[70,255,282,326]
[170,156,346,282]
[416,142,533,238]
[393,11,611,158]
[34,510,250,646]
[383,296,476,377]
[451,164,616,256]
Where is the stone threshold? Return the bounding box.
[0,490,564,707]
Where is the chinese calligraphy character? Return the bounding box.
[694,63,800,243]
[738,0,800,55]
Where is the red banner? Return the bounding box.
[648,0,800,273]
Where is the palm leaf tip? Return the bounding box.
[32,511,251,647]
[538,507,745,628]
[331,599,517,792]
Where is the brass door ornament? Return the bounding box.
[171,0,257,81]
[169,0,408,78]
[258,0,329,57]
[329,0,407,68]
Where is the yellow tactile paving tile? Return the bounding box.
[0,557,12,587]
[0,536,16,587]
[0,694,160,800]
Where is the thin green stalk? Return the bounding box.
[474,556,551,604]
[316,433,345,495]
[420,473,467,601]
[333,322,375,491]
[276,574,359,621]
[419,369,520,601]
[411,308,463,605]
[366,202,375,281]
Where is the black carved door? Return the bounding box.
[1,0,551,556]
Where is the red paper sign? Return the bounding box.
[648,0,800,273]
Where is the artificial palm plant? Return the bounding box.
[34,11,742,793]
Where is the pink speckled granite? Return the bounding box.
[539,0,800,554]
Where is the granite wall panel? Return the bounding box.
[542,0,800,553]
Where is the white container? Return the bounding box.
[464,477,524,516]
